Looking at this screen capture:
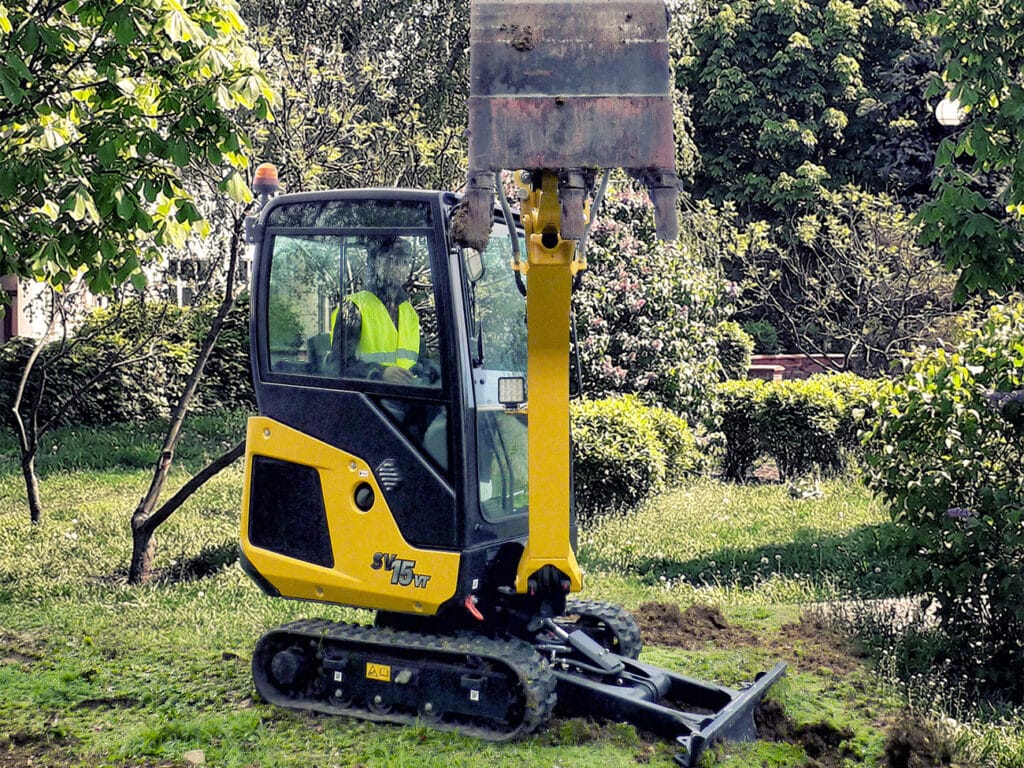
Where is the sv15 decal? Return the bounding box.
[371,552,432,588]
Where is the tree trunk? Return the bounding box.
[127,439,245,584]
[128,519,157,584]
[127,212,248,585]
[21,450,42,525]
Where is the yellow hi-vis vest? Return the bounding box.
[344,291,420,370]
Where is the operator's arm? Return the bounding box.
[331,302,376,380]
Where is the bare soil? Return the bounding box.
[634,602,954,767]
[633,602,866,674]
[881,713,955,768]
[0,733,72,768]
[756,701,856,768]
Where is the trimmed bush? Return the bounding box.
[0,296,258,430]
[716,379,766,481]
[865,300,1024,700]
[761,378,842,479]
[643,404,702,480]
[712,320,754,380]
[716,374,883,481]
[571,395,667,519]
[0,303,194,429]
[193,294,256,413]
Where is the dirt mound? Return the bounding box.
[634,602,863,674]
[770,614,867,674]
[882,713,954,768]
[633,602,757,650]
[755,700,856,768]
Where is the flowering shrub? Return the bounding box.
[865,300,1024,700]
[575,185,726,424]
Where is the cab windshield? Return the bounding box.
[262,199,441,388]
[469,223,528,522]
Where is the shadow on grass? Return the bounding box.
[614,522,906,599]
[154,542,240,585]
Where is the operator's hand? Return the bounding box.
[380,365,417,385]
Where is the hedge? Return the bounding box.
[571,395,702,521]
[716,373,883,481]
[0,297,255,430]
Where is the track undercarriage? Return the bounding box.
[252,601,786,767]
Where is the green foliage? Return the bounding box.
[742,320,780,355]
[917,0,1024,298]
[0,303,195,429]
[865,299,1024,700]
[245,0,468,192]
[679,0,938,215]
[0,297,256,429]
[706,189,958,372]
[193,294,255,413]
[0,0,274,295]
[712,320,754,380]
[640,404,702,481]
[570,395,704,520]
[571,396,667,521]
[717,374,882,481]
[761,378,843,480]
[716,379,766,481]
[576,185,726,423]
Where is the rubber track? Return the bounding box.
[254,619,557,741]
[563,599,644,660]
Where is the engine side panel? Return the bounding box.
[241,416,460,615]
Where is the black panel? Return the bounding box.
[258,386,458,550]
[249,456,334,568]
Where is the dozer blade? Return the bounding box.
[460,0,679,246]
[553,655,788,767]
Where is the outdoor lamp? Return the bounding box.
[934,97,965,127]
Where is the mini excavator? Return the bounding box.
[239,1,784,764]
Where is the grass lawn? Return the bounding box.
[0,416,1021,767]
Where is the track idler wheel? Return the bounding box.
[558,599,643,659]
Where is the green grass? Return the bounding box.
[1,418,1021,767]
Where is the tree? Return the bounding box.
[733,186,959,372]
[678,0,941,218]
[1,290,194,523]
[917,0,1024,298]
[128,199,249,584]
[243,0,469,193]
[0,0,273,294]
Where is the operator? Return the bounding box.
[330,238,434,386]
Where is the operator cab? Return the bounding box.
[244,188,547,613]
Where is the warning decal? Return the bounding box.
[366,662,391,682]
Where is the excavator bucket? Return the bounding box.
[463,0,679,243]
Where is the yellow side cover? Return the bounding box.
[240,416,460,615]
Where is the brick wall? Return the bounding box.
[748,354,845,380]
